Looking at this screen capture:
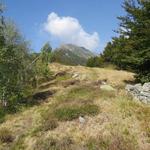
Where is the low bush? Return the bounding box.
[54,107,81,121]
[81,104,99,116]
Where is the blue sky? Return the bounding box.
[3,0,124,53]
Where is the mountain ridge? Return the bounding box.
[51,44,95,66]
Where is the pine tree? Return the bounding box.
[103,0,150,82]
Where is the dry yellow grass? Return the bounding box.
[50,63,134,87]
[0,63,149,150]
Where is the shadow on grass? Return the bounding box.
[0,90,55,124]
[123,79,137,85]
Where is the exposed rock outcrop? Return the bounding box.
[126,82,150,104]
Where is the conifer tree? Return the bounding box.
[103,0,150,82]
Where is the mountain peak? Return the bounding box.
[52,44,95,66]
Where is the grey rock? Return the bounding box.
[140,91,150,97]
[125,82,150,104]
[125,84,134,91]
[79,116,85,124]
[134,84,142,92]
[142,82,150,92]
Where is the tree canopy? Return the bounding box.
[0,4,52,110]
[102,0,150,83]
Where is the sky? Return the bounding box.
[3,0,125,53]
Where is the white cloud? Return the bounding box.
[44,12,100,50]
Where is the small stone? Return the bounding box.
[72,73,79,78]
[142,82,150,92]
[134,83,142,92]
[100,85,115,91]
[125,84,134,91]
[140,91,150,97]
[79,116,85,124]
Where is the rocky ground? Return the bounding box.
[126,83,150,104]
[0,63,149,150]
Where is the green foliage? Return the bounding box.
[41,42,52,63]
[0,2,52,120]
[86,56,105,67]
[0,17,32,108]
[34,42,52,79]
[103,37,133,70]
[102,0,150,82]
[86,55,117,69]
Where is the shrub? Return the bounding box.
[86,56,105,68]
[81,104,99,116]
[0,128,14,143]
[54,107,81,121]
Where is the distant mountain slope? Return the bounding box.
[51,44,95,66]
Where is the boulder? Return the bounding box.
[125,82,150,104]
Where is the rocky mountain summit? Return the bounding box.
[51,44,95,66]
[126,82,150,104]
